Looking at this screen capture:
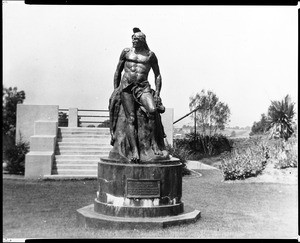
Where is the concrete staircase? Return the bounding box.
[46,127,111,179]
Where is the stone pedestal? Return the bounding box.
[25,120,58,179]
[77,157,201,229]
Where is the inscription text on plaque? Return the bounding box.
[126,179,161,198]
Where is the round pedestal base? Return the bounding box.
[96,157,183,218]
[94,199,184,217]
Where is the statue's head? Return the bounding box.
[132,27,149,50]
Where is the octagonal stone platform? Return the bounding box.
[77,204,201,229]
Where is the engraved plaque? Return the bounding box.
[126,179,160,198]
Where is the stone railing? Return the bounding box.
[58,108,109,127]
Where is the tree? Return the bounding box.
[267,95,295,141]
[58,112,68,127]
[189,89,231,136]
[3,87,26,139]
[230,130,236,137]
[250,113,269,136]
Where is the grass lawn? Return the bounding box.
[3,169,298,239]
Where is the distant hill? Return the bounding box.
[219,128,250,138]
[173,126,250,139]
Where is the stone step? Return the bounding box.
[59,127,110,133]
[57,145,111,151]
[55,155,102,160]
[59,130,110,134]
[43,175,97,180]
[58,128,109,134]
[53,164,98,170]
[55,151,109,155]
[57,138,111,143]
[57,142,111,146]
[58,131,110,136]
[55,159,99,164]
[57,134,111,139]
[51,169,97,175]
[52,127,110,177]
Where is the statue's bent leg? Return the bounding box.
[139,92,163,156]
[120,91,140,162]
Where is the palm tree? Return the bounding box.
[267,95,295,141]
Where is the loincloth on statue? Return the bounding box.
[109,81,167,146]
[123,80,152,105]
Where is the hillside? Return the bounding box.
[219,128,250,138]
[174,127,250,139]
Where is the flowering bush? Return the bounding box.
[221,135,298,180]
[221,145,267,180]
[268,138,298,169]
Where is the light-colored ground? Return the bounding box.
[187,160,219,170]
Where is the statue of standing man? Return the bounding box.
[109,28,169,163]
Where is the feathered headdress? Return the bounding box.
[133,27,141,33]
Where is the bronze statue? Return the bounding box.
[109,28,169,163]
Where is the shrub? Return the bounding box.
[221,135,298,180]
[98,119,110,128]
[221,146,267,180]
[174,133,232,159]
[58,111,81,127]
[221,137,268,180]
[166,145,191,176]
[58,112,68,127]
[268,138,298,169]
[4,140,29,175]
[210,134,233,155]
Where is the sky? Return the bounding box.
[3,3,298,128]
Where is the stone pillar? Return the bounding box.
[68,108,78,127]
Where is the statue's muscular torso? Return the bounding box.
[121,48,155,89]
